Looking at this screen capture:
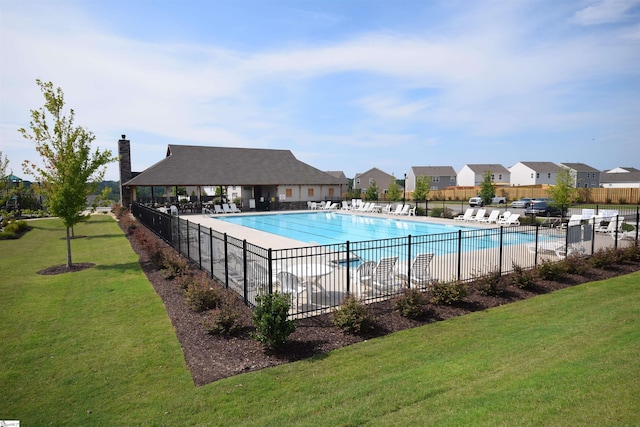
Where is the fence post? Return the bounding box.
[457,230,462,281]
[242,240,248,305]
[534,223,539,267]
[198,223,202,270]
[267,248,273,295]
[346,241,351,294]
[498,227,504,275]
[407,235,412,288]
[209,228,214,279]
[223,233,229,289]
[186,219,191,260]
[590,217,596,255]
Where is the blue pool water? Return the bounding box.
[216,212,480,245]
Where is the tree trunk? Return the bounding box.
[66,226,73,269]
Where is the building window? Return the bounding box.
[450,176,455,182]
[285,188,292,198]
[531,173,534,178]
[433,176,440,182]
[548,173,551,178]
[355,178,360,186]
[498,174,502,180]
[307,188,314,197]
[536,173,540,178]
[369,178,374,185]
[328,188,335,197]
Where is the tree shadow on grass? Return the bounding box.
[37,263,95,275]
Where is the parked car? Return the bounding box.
[469,195,506,207]
[511,198,533,209]
[524,200,561,216]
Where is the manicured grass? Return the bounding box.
[2,216,639,425]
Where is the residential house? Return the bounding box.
[353,167,395,195]
[600,167,640,188]
[119,136,343,209]
[509,162,560,186]
[325,171,350,196]
[559,163,600,188]
[457,164,510,187]
[406,166,457,191]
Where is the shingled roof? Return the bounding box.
[124,145,342,187]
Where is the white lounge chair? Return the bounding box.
[527,240,585,259]
[369,257,403,294]
[396,253,434,288]
[229,203,241,213]
[389,204,404,215]
[397,205,410,216]
[222,203,233,213]
[596,216,624,234]
[479,210,500,223]
[455,208,474,221]
[496,211,512,224]
[470,208,486,222]
[214,204,224,214]
[500,213,520,226]
[170,205,179,216]
[560,214,582,229]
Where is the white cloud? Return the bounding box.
[574,0,640,25]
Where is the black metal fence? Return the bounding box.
[131,203,639,318]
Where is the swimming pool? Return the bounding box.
[216,212,480,245]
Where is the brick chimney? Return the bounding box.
[118,134,132,207]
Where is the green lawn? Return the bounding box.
[2,216,639,426]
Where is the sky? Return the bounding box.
[1,0,639,182]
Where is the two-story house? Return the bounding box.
[457,164,510,187]
[406,166,457,191]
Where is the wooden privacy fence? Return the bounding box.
[424,187,640,205]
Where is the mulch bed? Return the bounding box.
[117,218,640,386]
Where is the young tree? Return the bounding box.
[479,171,496,206]
[364,180,379,201]
[386,175,402,201]
[549,167,577,212]
[412,175,431,202]
[19,80,116,269]
[0,150,9,204]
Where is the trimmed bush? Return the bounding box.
[561,254,589,276]
[511,263,537,290]
[430,280,467,305]
[536,259,566,281]
[475,270,506,296]
[251,292,296,348]
[332,294,375,334]
[161,250,189,279]
[393,288,428,319]
[185,277,224,312]
[203,293,245,336]
[588,248,620,269]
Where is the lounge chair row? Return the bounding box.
[454,208,520,226]
[340,200,416,216]
[212,203,241,214]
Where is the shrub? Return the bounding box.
[161,250,189,279]
[511,263,537,290]
[251,292,296,348]
[332,294,375,334]
[185,277,224,312]
[561,254,589,276]
[588,248,620,269]
[430,280,467,305]
[620,244,640,262]
[536,259,566,281]
[202,293,245,336]
[475,270,506,296]
[394,288,428,319]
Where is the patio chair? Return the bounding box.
[229,203,241,213]
[479,210,500,223]
[361,256,403,295]
[214,204,224,214]
[396,253,434,289]
[470,208,486,221]
[455,208,474,221]
[276,271,307,309]
[170,205,179,216]
[222,204,234,213]
[496,211,512,224]
[390,204,405,215]
[559,214,583,229]
[352,261,376,297]
[596,216,624,234]
[501,213,520,226]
